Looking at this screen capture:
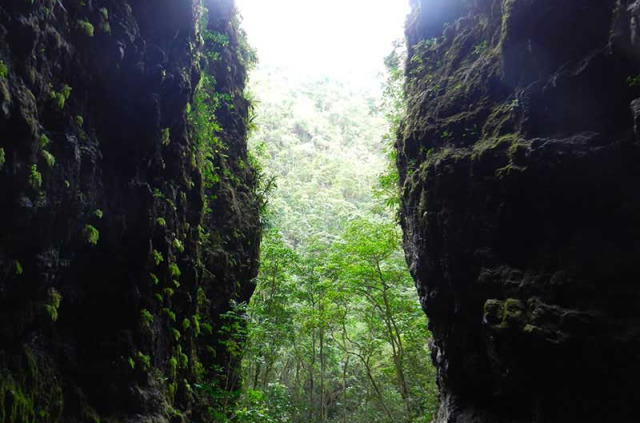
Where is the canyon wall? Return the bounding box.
[399,0,640,421]
[0,0,260,421]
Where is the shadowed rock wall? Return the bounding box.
[399,0,640,421]
[0,0,259,421]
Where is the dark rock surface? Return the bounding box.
[0,0,259,421]
[399,0,640,421]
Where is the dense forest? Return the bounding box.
[220,55,439,422]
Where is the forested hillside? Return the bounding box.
[250,66,387,244]
[228,60,439,422]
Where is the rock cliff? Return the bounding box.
[0,0,259,421]
[399,0,640,421]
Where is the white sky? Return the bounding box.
[235,0,410,89]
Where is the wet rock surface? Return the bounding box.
[0,0,259,421]
[399,0,640,421]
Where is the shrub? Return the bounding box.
[77,19,94,37]
[44,288,62,322]
[163,308,176,322]
[181,318,191,330]
[141,309,154,327]
[152,249,164,265]
[82,224,99,246]
[42,150,55,167]
[28,164,42,189]
[168,263,181,278]
[136,352,151,370]
[50,85,72,109]
[172,238,184,253]
[39,134,50,148]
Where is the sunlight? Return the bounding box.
[235,0,409,87]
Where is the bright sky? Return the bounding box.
[235,0,410,89]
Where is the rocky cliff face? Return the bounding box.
[0,0,260,421]
[399,0,640,421]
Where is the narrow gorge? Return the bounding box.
[0,0,638,422]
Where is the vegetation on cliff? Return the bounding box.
[0,0,259,421]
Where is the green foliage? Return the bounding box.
[14,260,22,275]
[234,384,293,423]
[201,322,214,334]
[41,150,55,168]
[156,217,166,227]
[0,147,5,170]
[163,308,176,322]
[189,14,231,210]
[98,7,110,33]
[473,40,488,55]
[28,164,42,189]
[374,41,406,212]
[229,41,436,423]
[0,369,59,423]
[141,309,154,328]
[93,209,103,219]
[75,115,84,127]
[50,85,71,109]
[152,249,164,266]
[218,301,248,360]
[179,352,188,368]
[182,318,191,330]
[628,74,640,87]
[161,128,171,146]
[82,224,99,246]
[193,315,201,336]
[241,215,437,422]
[191,6,435,423]
[188,3,258,220]
[39,134,50,148]
[172,238,185,253]
[44,288,62,322]
[409,38,438,77]
[247,66,390,244]
[77,19,94,37]
[168,357,178,378]
[168,263,181,278]
[0,61,7,79]
[188,72,225,199]
[136,352,151,370]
